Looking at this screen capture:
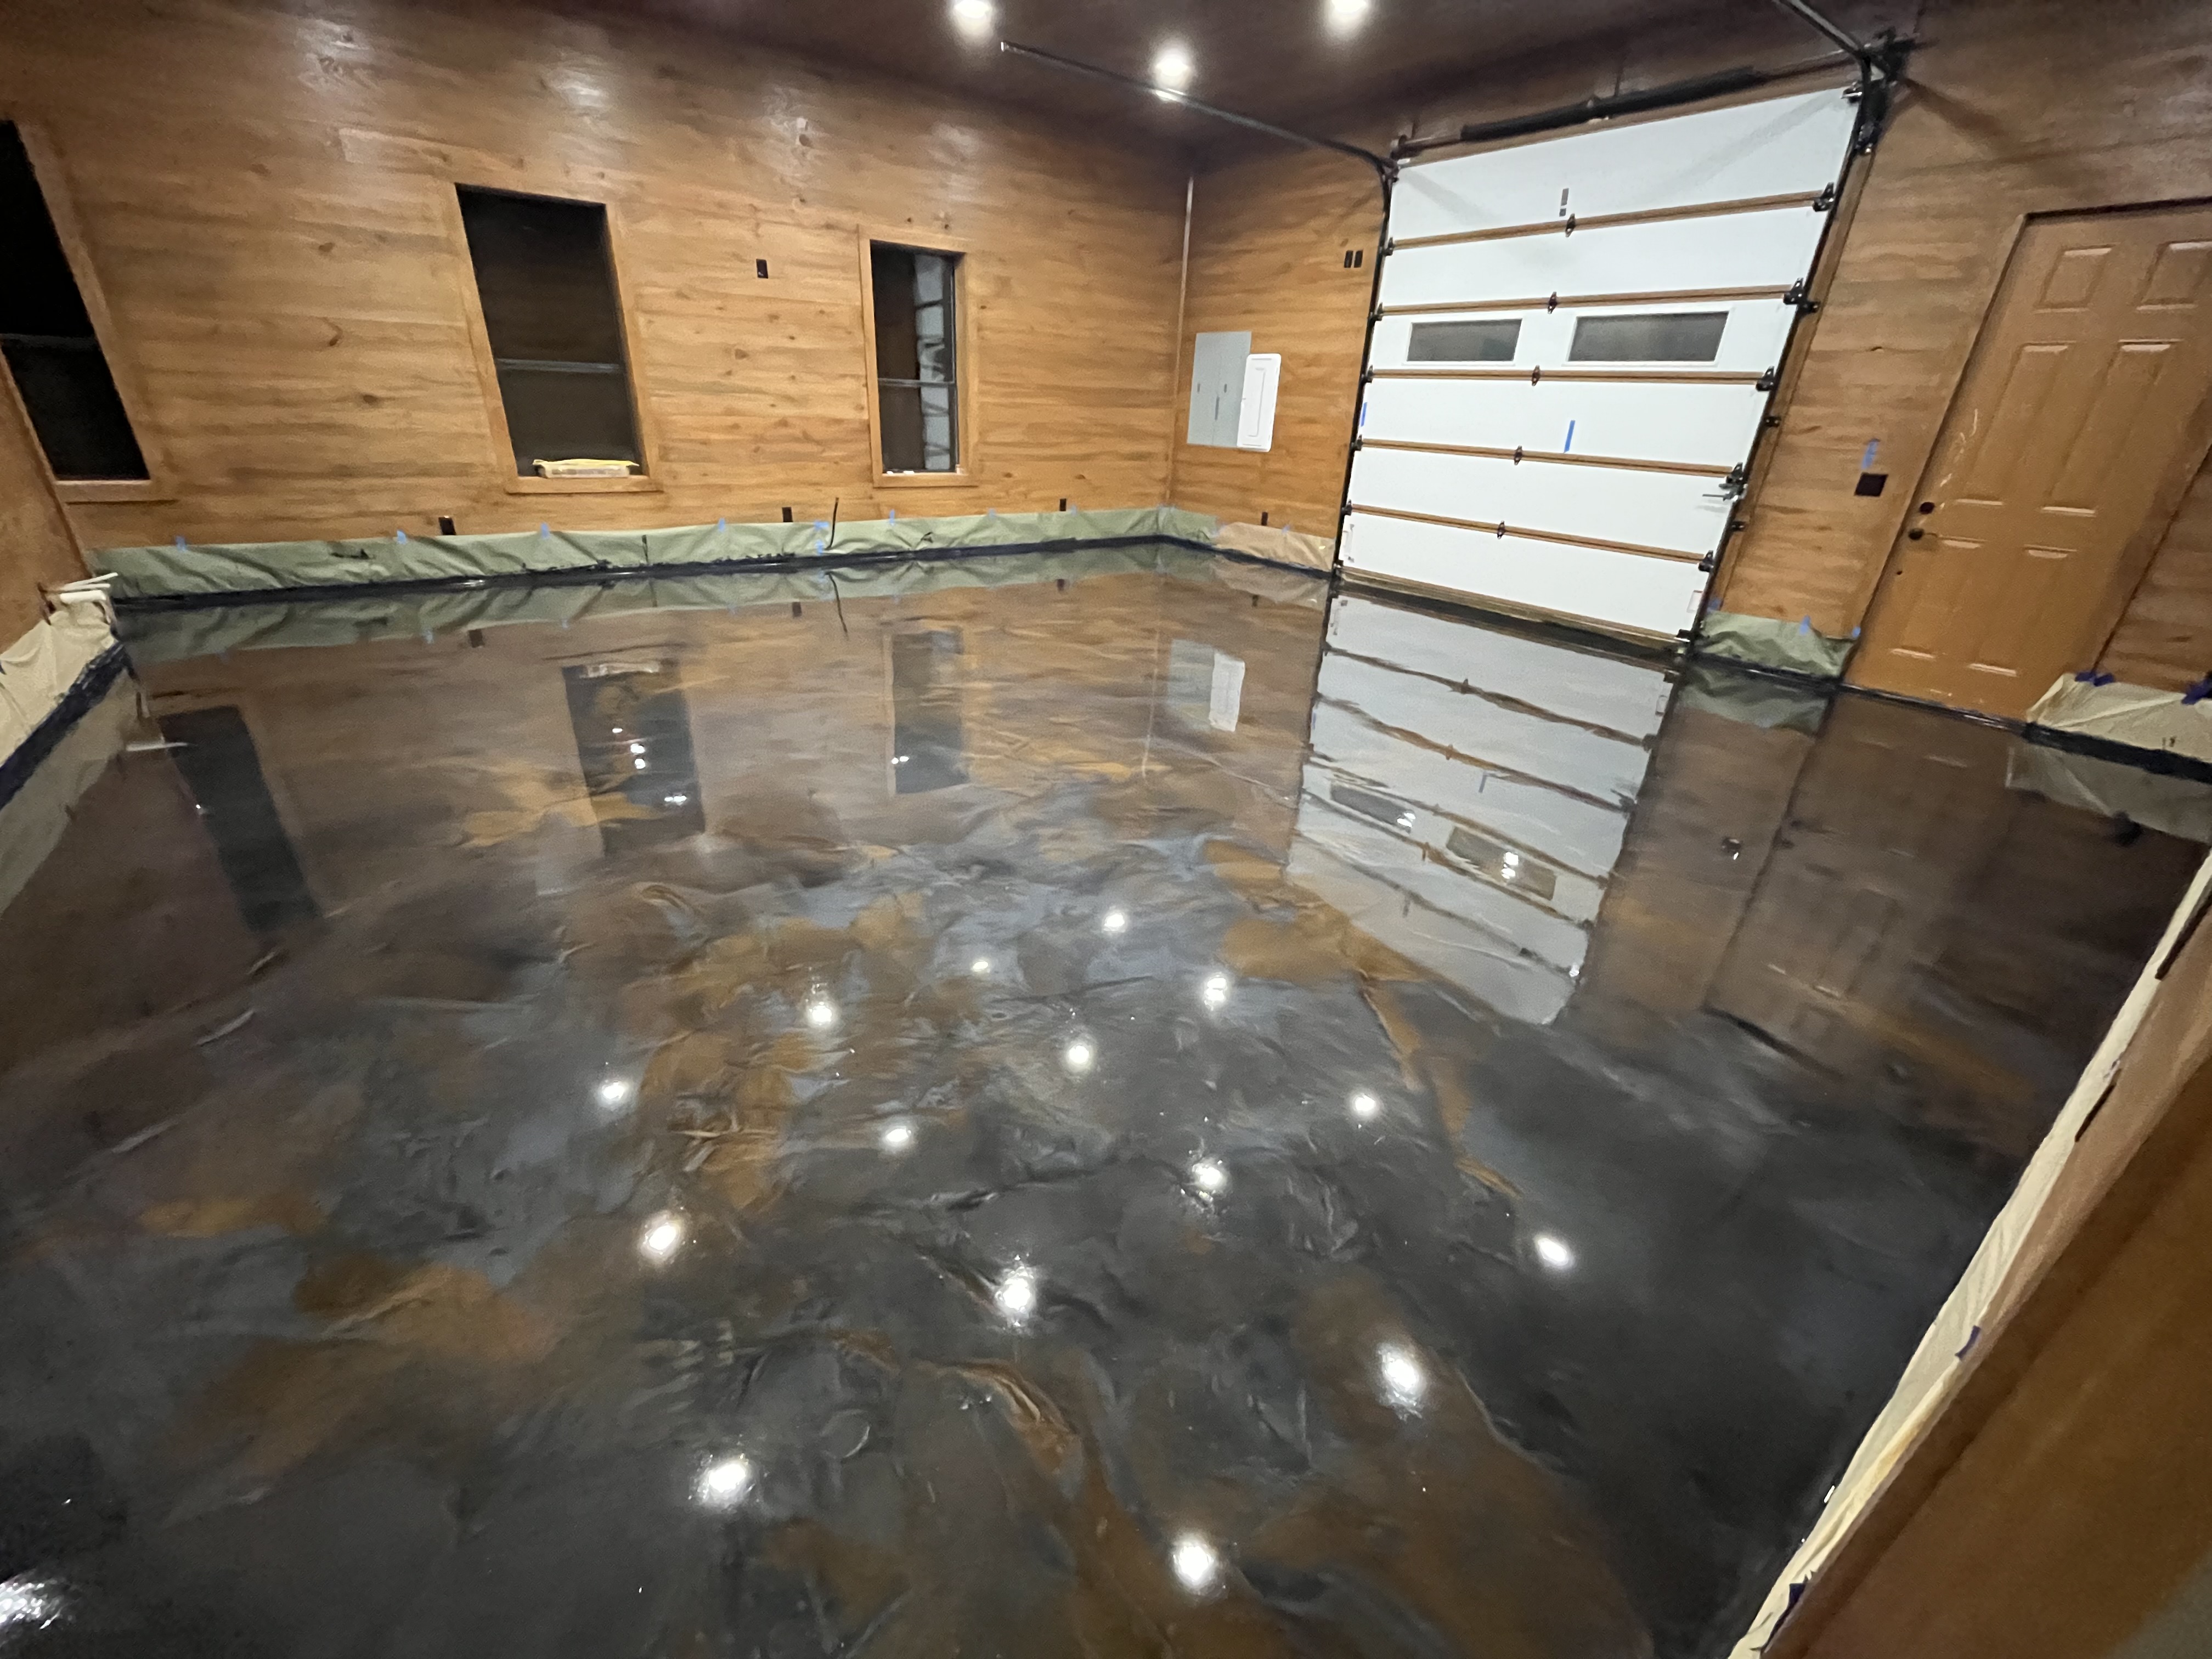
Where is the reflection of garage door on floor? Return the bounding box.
[1341,86,1862,641]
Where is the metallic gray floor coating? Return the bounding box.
[0,551,2200,1657]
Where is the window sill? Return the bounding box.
[501,474,662,496]
[55,479,172,505]
[872,470,978,490]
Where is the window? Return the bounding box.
[456,186,642,478]
[1446,825,1558,901]
[890,630,967,793]
[0,122,147,481]
[1568,311,1728,363]
[1407,319,1520,363]
[869,242,961,473]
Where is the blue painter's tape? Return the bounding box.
[1861,438,1881,470]
[396,529,408,543]
[1563,419,1576,453]
[539,523,551,539]
[887,507,896,521]
[173,535,187,549]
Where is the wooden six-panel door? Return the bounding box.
[1852,206,2212,719]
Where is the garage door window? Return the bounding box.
[1568,311,1728,363]
[1408,319,1521,363]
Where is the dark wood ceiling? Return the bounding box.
[634,0,1834,156]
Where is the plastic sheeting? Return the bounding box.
[94,506,1229,602]
[0,672,137,918]
[1,595,119,778]
[1728,847,2212,1657]
[1695,609,1856,679]
[1213,520,1334,572]
[2008,739,2212,844]
[2024,674,2212,766]
[116,540,1310,665]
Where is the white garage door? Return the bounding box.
[1340,86,1862,641]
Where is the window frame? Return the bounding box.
[857,231,976,490]
[442,179,663,498]
[0,115,172,504]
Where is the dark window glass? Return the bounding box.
[1568,311,1728,363]
[0,123,148,481]
[157,707,318,934]
[1446,824,1558,900]
[1407,318,1520,363]
[456,187,641,477]
[890,630,967,793]
[871,244,959,472]
[562,663,704,856]
[1330,783,1417,831]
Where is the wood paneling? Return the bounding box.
[1167,0,2212,685]
[0,368,84,646]
[0,0,1186,551]
[1717,0,2212,650]
[1166,149,1380,539]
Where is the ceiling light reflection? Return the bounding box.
[1533,1232,1576,1272]
[1200,971,1230,1009]
[1101,909,1128,935]
[0,1576,65,1632]
[1190,1157,1228,1196]
[1063,1037,1095,1073]
[804,997,838,1030]
[1350,1090,1380,1121]
[695,1452,754,1509]
[879,1118,916,1153]
[1170,1532,1221,1593]
[970,956,992,976]
[639,1211,686,1263]
[1377,1342,1426,1410]
[597,1077,634,1110]
[949,0,995,37]
[994,1263,1039,1323]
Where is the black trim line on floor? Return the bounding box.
[0,643,132,815]
[107,535,1322,616]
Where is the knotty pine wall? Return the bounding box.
[0,377,83,645]
[0,0,1187,552]
[1167,0,2212,691]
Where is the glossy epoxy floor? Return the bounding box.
[1,548,2204,1658]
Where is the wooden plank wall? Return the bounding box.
[0,376,84,645]
[1167,0,2212,689]
[0,0,1187,553]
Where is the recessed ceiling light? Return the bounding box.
[1151,41,1194,97]
[1324,0,1372,36]
[949,0,995,39]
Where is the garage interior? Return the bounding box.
[4,1,2212,1655]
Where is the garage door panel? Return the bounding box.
[1373,301,1797,376]
[1348,447,1731,555]
[1341,511,1709,637]
[1388,86,1860,237]
[1380,209,1830,308]
[1358,378,1769,467]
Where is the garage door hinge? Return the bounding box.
[1783,280,1820,313]
[1350,436,1363,452]
[1812,183,1839,212]
[1513,445,1525,464]
[1361,366,1375,384]
[1530,365,1544,385]
[1545,292,1560,312]
[1756,366,1780,392]
[1698,555,1717,573]
[1562,213,1577,235]
[1720,463,1748,498]
[1370,307,1385,323]
[1383,238,1397,257]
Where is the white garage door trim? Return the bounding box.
[1338,84,1864,642]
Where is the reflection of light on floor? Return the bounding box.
[804,997,838,1030]
[639,1211,686,1263]
[1200,971,1230,1009]
[970,956,991,976]
[1063,1037,1095,1073]
[1378,1342,1427,1410]
[994,1265,1039,1323]
[695,1453,753,1509]
[1190,1157,1228,1197]
[596,1078,634,1111]
[879,1119,916,1154]
[0,1576,65,1632]
[1533,1233,1576,1272]
[1171,1533,1222,1594]
[1349,1090,1380,1121]
[1101,909,1128,935]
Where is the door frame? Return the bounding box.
[1848,199,2212,710]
